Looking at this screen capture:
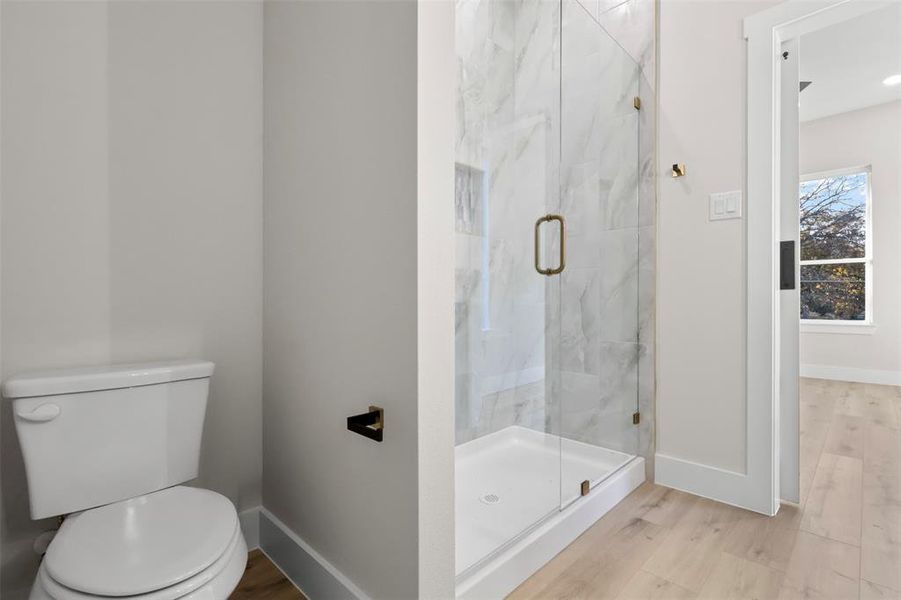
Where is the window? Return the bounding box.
[799,167,871,323]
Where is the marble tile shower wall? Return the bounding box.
[556,0,656,475]
[455,0,656,476]
[455,0,560,444]
[552,0,640,459]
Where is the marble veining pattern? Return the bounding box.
[455,0,656,476]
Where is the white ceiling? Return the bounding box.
[799,2,901,122]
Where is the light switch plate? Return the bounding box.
[709,190,742,221]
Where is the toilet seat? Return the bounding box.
[31,487,247,600]
[35,526,246,600]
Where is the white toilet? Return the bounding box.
[2,360,248,600]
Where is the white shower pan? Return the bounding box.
[455,426,645,599]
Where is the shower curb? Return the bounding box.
[455,456,645,599]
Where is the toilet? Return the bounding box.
[2,360,248,600]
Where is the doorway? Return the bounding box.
[746,0,900,523]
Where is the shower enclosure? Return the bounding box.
[455,0,648,594]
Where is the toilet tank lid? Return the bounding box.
[1,360,215,399]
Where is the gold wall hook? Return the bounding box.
[671,164,686,178]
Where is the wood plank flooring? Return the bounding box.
[509,378,901,600]
[231,549,305,600]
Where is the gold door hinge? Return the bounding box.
[633,96,641,110]
[632,412,640,425]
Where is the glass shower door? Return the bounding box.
[454,0,642,578]
[453,0,563,578]
[554,0,641,508]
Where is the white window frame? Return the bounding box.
[799,164,874,333]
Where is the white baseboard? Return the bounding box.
[259,508,369,600]
[655,453,772,515]
[800,364,901,386]
[239,507,260,550]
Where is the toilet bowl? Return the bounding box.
[3,360,247,600]
[29,486,248,600]
[30,486,247,600]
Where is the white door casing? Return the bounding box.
[779,37,800,505]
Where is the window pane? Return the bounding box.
[800,263,865,320]
[800,173,867,261]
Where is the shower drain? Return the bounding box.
[479,493,500,505]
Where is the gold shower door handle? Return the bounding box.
[534,214,566,276]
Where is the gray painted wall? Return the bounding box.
[0,2,263,596]
[262,2,423,598]
[799,101,901,376]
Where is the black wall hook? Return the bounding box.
[347,406,384,442]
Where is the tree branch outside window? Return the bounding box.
[799,169,871,322]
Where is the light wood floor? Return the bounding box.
[509,379,901,600]
[231,549,305,600]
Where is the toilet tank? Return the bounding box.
[2,360,214,520]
